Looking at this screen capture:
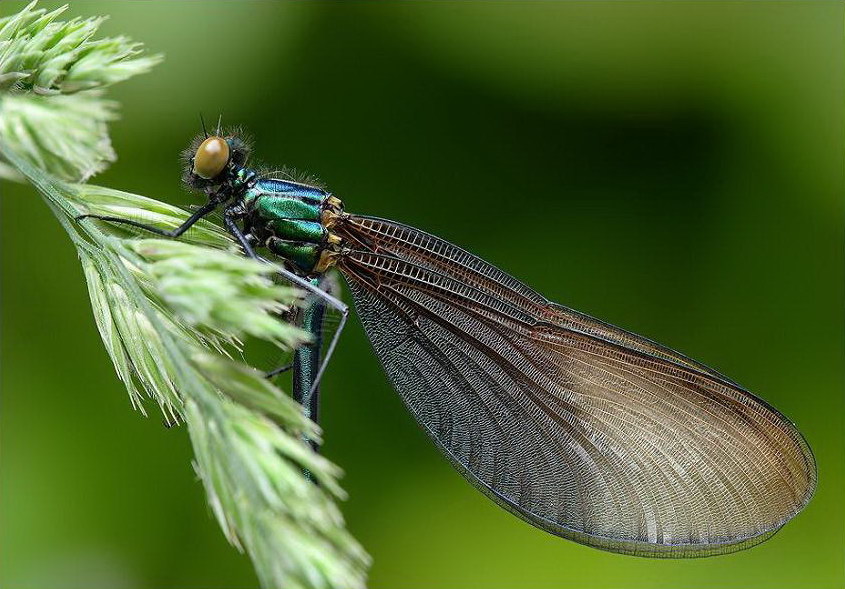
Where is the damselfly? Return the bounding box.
[80,125,816,557]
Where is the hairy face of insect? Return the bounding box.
[181,128,252,194]
[193,136,230,179]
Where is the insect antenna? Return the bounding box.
[199,113,209,138]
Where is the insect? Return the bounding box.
[80,124,816,557]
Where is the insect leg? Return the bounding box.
[222,211,258,258]
[77,200,219,237]
[265,362,294,378]
[260,261,349,409]
[223,215,349,443]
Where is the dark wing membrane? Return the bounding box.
[335,215,816,557]
[341,216,738,383]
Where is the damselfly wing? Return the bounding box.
[331,214,816,557]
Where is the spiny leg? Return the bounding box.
[291,273,343,435]
[258,259,349,406]
[261,266,348,449]
[303,272,345,407]
[232,220,348,334]
[77,200,219,237]
[264,308,300,378]
[265,362,294,378]
[222,212,349,394]
[223,214,350,453]
[222,211,258,258]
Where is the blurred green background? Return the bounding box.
[2,2,843,588]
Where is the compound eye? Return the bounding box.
[193,136,230,179]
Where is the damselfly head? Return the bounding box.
[181,128,252,192]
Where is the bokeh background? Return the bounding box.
[2,2,843,588]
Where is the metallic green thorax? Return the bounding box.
[240,176,331,274]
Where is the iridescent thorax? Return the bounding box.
[233,172,344,275]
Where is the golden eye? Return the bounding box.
[193,136,230,179]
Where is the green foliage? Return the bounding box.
[0,92,116,181]
[0,3,369,588]
[0,1,160,94]
[0,1,160,181]
[130,239,310,349]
